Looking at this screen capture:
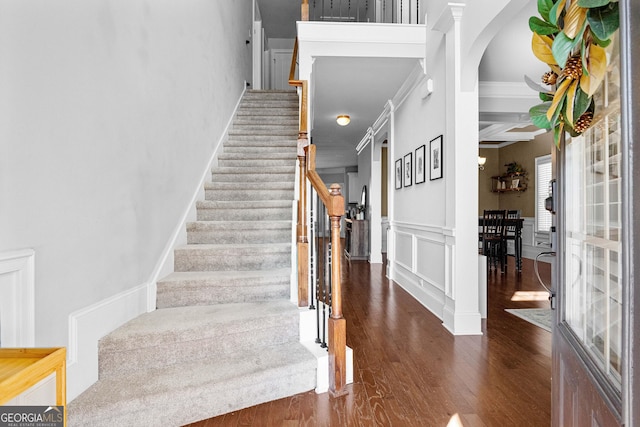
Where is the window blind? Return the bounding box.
[535,155,552,232]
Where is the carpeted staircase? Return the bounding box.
[68,90,317,426]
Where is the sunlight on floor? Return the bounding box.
[447,413,464,427]
[511,290,550,302]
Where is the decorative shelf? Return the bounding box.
[491,172,528,193]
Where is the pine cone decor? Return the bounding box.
[542,71,558,85]
[562,54,583,80]
[574,111,594,133]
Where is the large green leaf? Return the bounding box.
[538,0,555,22]
[577,0,609,8]
[572,86,591,123]
[590,30,612,47]
[549,0,566,26]
[540,92,554,102]
[530,16,559,35]
[552,32,575,68]
[588,3,620,41]
[530,102,553,130]
[553,121,565,149]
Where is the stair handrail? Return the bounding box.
[289,33,347,397]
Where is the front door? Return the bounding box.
[552,1,639,425]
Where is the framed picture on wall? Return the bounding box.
[430,135,443,180]
[395,159,402,189]
[415,144,426,184]
[404,153,413,187]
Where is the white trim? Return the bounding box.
[392,62,427,110]
[67,282,148,401]
[479,81,541,100]
[0,249,35,347]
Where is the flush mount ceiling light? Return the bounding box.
[336,115,351,126]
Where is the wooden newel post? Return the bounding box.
[301,0,309,21]
[327,183,347,396]
[297,134,309,307]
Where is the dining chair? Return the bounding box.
[502,209,521,267]
[480,210,507,272]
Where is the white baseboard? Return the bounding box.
[67,282,148,401]
[302,341,353,394]
[442,301,483,336]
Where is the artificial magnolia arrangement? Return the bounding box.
[527,0,619,147]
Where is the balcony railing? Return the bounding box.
[306,0,421,24]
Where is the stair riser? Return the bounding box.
[205,190,293,201]
[234,118,298,126]
[218,152,295,160]
[211,173,294,183]
[196,208,291,221]
[156,283,289,308]
[239,101,298,108]
[218,159,294,167]
[227,134,297,142]
[237,109,298,117]
[98,316,299,378]
[224,140,297,148]
[215,166,295,174]
[224,146,297,154]
[229,128,298,135]
[187,229,290,244]
[175,252,290,272]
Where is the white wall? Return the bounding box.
[0,0,252,396]
[388,41,450,320]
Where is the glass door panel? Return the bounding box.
[563,34,622,391]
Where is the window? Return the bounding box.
[535,154,552,233]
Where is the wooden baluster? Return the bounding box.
[327,183,347,396]
[302,0,309,21]
[297,134,309,307]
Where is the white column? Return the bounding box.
[438,3,482,335]
[370,130,383,264]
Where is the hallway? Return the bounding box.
[189,257,552,426]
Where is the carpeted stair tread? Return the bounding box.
[212,166,295,174]
[68,342,316,427]
[156,269,291,308]
[236,108,298,117]
[223,146,297,155]
[186,221,291,244]
[158,268,291,284]
[100,300,299,353]
[205,181,293,190]
[196,207,291,221]
[174,243,291,272]
[225,134,298,142]
[218,158,294,167]
[195,200,291,209]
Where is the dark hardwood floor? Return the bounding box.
[188,256,552,426]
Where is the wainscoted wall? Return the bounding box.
[389,217,551,324]
[507,217,552,260]
[388,221,450,320]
